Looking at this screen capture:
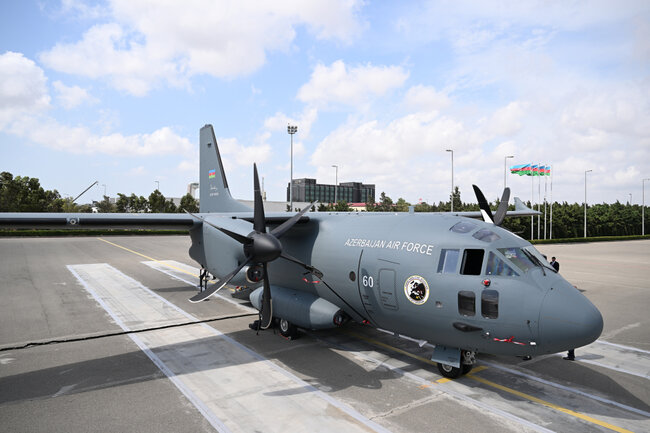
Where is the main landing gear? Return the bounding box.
[436,350,476,379]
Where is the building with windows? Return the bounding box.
[288,178,375,204]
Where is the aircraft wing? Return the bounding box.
[450,197,541,219]
[0,212,196,230]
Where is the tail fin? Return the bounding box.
[199,125,251,213]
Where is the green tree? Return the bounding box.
[333,200,352,212]
[395,198,411,212]
[148,190,166,213]
[178,193,199,213]
[95,196,116,212]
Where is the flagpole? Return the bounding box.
[531,165,534,240]
[548,165,553,239]
[544,165,548,239]
[537,163,541,240]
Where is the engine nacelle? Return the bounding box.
[249,285,347,330]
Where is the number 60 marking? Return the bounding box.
[362,275,374,287]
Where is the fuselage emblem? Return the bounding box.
[404,275,429,305]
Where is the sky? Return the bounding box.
[1,0,649,206]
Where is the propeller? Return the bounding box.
[188,164,322,330]
[472,185,510,226]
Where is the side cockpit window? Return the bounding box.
[460,249,484,275]
[437,249,460,274]
[486,252,519,276]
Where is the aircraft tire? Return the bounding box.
[278,318,297,339]
[437,363,463,379]
[461,363,473,374]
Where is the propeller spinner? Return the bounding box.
[188,164,322,330]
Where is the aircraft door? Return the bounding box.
[358,250,399,328]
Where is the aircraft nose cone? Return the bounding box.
[538,285,603,353]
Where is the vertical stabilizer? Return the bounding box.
[199,125,251,213]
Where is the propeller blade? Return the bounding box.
[253,164,266,234]
[280,251,324,279]
[493,187,511,226]
[270,201,316,239]
[185,211,252,245]
[259,263,273,329]
[472,185,494,224]
[189,258,251,303]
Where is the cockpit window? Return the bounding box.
[522,246,556,272]
[498,247,536,272]
[450,221,477,233]
[473,228,501,243]
[460,249,484,275]
[437,249,460,273]
[486,252,519,276]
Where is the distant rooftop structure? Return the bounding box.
[288,178,375,204]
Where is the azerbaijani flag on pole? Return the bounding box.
[510,164,531,175]
[510,164,551,176]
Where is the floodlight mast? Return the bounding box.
[446,149,454,212]
[288,124,297,211]
[584,169,592,238]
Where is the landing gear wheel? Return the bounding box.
[461,363,473,375]
[278,318,297,339]
[437,363,463,379]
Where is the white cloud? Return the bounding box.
[483,101,528,137]
[0,51,50,127]
[40,0,365,95]
[297,60,409,108]
[8,116,193,156]
[402,85,450,112]
[53,81,97,109]
[264,107,318,137]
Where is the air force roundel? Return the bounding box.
[404,275,429,305]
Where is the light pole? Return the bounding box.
[287,124,297,211]
[446,149,454,212]
[155,181,160,191]
[628,193,632,205]
[332,165,338,204]
[584,169,592,238]
[641,177,650,235]
[504,155,514,190]
[102,184,107,197]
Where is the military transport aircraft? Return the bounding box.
[0,124,603,379]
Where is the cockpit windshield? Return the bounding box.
[498,246,555,273]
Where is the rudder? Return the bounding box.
[199,125,251,213]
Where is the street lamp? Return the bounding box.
[584,169,592,238]
[155,180,160,191]
[504,155,514,190]
[287,124,297,211]
[332,165,338,204]
[641,177,650,235]
[446,149,454,212]
[628,193,632,205]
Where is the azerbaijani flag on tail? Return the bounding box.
[208,169,216,179]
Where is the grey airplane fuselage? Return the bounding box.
[194,210,603,358]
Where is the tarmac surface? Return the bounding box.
[0,236,648,433]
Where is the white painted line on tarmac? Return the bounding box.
[480,360,650,418]
[68,263,390,433]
